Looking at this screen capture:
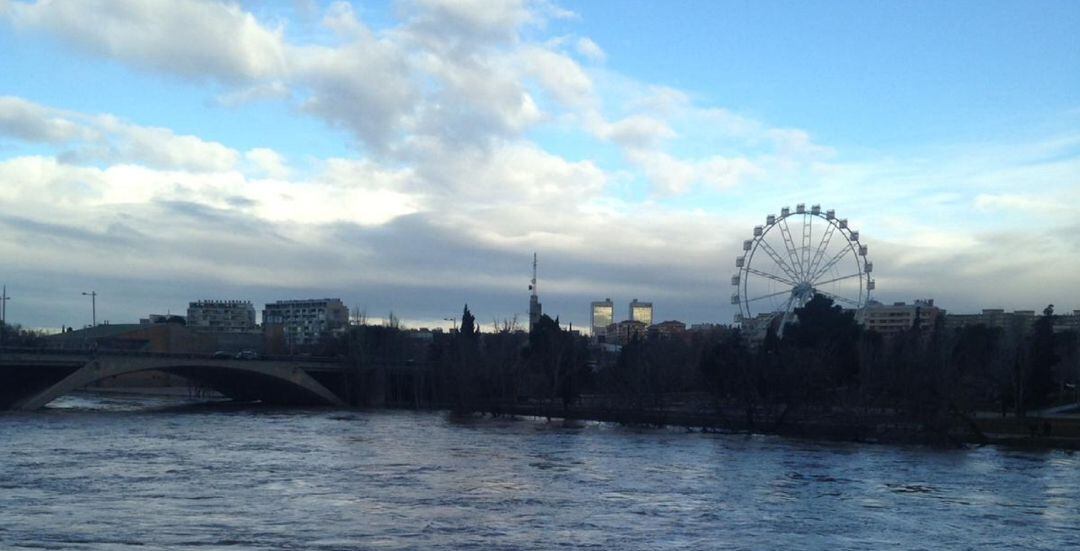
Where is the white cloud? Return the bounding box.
[94,116,239,172]
[6,0,287,82]
[575,37,606,63]
[401,139,607,210]
[628,85,691,115]
[0,156,106,206]
[289,34,416,149]
[0,96,87,143]
[973,193,1080,217]
[214,81,291,107]
[408,50,543,145]
[594,114,676,149]
[518,46,595,108]
[0,153,419,227]
[400,0,536,46]
[626,150,763,195]
[0,97,239,172]
[0,0,587,153]
[244,148,290,179]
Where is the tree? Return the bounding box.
[782,294,862,395]
[448,305,483,411]
[460,305,479,340]
[523,314,585,411]
[952,323,1004,406]
[700,329,750,399]
[1025,305,1059,410]
[700,328,762,428]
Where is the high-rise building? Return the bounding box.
[262,298,348,346]
[629,299,653,326]
[590,298,614,340]
[187,300,256,333]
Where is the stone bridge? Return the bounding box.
[0,349,357,410]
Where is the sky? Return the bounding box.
[0,0,1078,331]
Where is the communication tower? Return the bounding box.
[529,253,543,332]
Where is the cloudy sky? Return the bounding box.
[1,0,1078,331]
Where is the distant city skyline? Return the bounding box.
[1,0,1077,330]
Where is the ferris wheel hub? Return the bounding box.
[792,282,814,302]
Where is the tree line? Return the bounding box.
[322,297,1079,438]
[0,321,47,347]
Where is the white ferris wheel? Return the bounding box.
[731,204,874,328]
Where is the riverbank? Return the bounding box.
[74,387,1080,449]
[463,401,1080,450]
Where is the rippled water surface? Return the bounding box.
[2,393,1080,550]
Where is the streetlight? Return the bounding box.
[444,317,456,333]
[82,291,97,327]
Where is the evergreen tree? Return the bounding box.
[460,304,480,340]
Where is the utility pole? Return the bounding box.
[82,290,97,327]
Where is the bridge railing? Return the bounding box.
[0,346,342,364]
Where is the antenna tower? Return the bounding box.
[531,252,538,296]
[528,253,542,331]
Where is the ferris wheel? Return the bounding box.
[731,204,874,328]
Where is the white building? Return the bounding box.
[186,300,256,333]
[861,299,943,336]
[262,298,349,346]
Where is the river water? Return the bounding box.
[2,393,1079,550]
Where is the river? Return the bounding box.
[2,393,1079,550]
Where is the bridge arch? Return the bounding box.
[12,355,346,410]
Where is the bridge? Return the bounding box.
[0,348,358,411]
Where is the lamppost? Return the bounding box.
[444,317,456,333]
[82,291,97,327]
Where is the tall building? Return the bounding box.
[590,298,614,340]
[629,299,653,326]
[187,300,256,333]
[262,298,348,346]
[528,253,542,332]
